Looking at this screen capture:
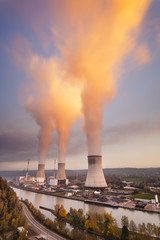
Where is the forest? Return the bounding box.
[0,177,27,240]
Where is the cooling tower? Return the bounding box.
[56,163,66,179]
[85,155,107,188]
[36,164,45,179]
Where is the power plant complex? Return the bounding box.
[35,154,107,188]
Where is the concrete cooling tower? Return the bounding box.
[36,164,45,179]
[85,155,107,188]
[56,163,66,179]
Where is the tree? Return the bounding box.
[54,203,64,215]
[141,222,146,234]
[84,213,96,231]
[146,222,153,235]
[69,207,85,227]
[129,220,137,232]
[153,224,160,238]
[121,216,129,228]
[59,208,67,218]
[71,228,84,240]
[6,213,12,223]
[121,225,129,240]
[0,219,8,233]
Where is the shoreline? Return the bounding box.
[11,183,160,214]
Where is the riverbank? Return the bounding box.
[10,182,160,214]
[21,201,66,240]
[39,205,160,240]
[23,199,106,240]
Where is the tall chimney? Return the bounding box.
[85,155,107,188]
[36,164,45,179]
[56,163,66,179]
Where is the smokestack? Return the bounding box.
[36,164,45,179]
[85,155,107,188]
[56,163,66,180]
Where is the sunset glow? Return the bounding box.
[0,0,160,170]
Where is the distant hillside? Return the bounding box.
[0,168,160,179]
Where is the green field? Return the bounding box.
[123,177,143,183]
[131,193,160,202]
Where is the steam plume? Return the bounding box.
[52,0,151,155]
[13,0,151,164]
[26,55,81,164]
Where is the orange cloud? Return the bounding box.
[52,0,151,155]
[26,55,81,164]
[13,0,151,164]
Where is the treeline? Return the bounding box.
[53,204,160,240]
[0,176,27,240]
[24,199,160,240]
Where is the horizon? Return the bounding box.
[1,166,160,172]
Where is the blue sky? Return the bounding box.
[0,0,160,170]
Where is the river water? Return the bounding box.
[13,187,160,228]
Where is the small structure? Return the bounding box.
[48,176,58,186]
[94,191,100,195]
[155,194,159,207]
[19,176,26,183]
[58,179,69,185]
[36,177,44,183]
[27,176,35,182]
[17,226,27,236]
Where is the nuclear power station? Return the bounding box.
[35,155,106,188]
[85,155,107,188]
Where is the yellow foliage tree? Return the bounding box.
[59,208,66,218]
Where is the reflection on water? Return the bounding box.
[87,204,107,215]
[56,196,64,206]
[13,188,160,228]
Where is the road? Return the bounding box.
[21,202,66,240]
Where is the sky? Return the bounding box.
[0,0,160,171]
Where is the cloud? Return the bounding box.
[0,120,159,166]
[102,120,160,145]
[0,130,37,161]
[157,33,160,46]
[61,120,160,156]
[133,44,151,65]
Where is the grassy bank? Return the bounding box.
[131,193,160,201]
[123,177,143,183]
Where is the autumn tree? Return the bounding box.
[129,220,137,233]
[121,216,129,228]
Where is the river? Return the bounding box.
[13,187,160,228]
